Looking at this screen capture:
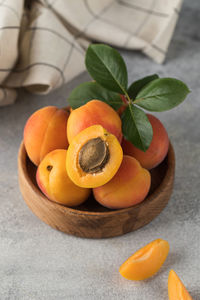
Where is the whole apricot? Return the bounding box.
[122,114,169,170]
[66,125,123,188]
[119,239,170,280]
[67,100,122,143]
[24,106,69,166]
[93,155,150,209]
[36,149,90,206]
[168,270,193,300]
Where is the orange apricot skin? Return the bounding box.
[36,149,90,206]
[122,114,169,170]
[168,270,193,300]
[24,106,69,166]
[66,125,123,188]
[93,155,151,209]
[67,100,122,143]
[119,239,169,280]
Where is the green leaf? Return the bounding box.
[67,81,123,110]
[85,44,128,94]
[128,74,159,100]
[121,104,153,152]
[134,78,190,112]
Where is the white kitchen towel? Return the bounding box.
[0,0,182,106]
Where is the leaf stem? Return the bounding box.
[124,90,132,104]
[133,98,143,104]
[120,95,128,105]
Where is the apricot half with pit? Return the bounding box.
[66,125,123,188]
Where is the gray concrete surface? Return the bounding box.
[0,1,200,299]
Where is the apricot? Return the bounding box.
[93,155,151,209]
[122,114,169,170]
[67,100,122,143]
[66,125,123,188]
[36,149,90,206]
[24,106,69,166]
[119,239,169,280]
[168,270,193,300]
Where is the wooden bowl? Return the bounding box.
[18,142,175,238]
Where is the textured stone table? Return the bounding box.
[0,1,200,299]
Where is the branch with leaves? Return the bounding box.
[67,44,190,152]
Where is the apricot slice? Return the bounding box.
[168,270,193,300]
[36,149,90,206]
[93,155,151,209]
[66,125,123,188]
[119,239,169,280]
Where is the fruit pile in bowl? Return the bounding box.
[18,44,189,238]
[24,101,167,208]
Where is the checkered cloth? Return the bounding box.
[0,0,182,106]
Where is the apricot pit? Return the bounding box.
[79,137,110,174]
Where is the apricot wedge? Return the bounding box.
[119,239,169,280]
[168,270,193,300]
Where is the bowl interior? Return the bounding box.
[26,152,169,213]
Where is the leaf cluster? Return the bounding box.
[68,44,190,151]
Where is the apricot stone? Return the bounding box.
[36,149,90,206]
[78,137,109,173]
[119,239,169,280]
[93,155,151,209]
[67,100,122,143]
[24,106,69,166]
[66,125,123,188]
[168,270,193,300]
[122,114,169,170]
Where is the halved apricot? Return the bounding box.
[119,239,169,280]
[66,125,123,188]
[168,270,193,300]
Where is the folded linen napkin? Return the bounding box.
[0,0,182,106]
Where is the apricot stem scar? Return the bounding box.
[78,137,110,174]
[47,165,53,171]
